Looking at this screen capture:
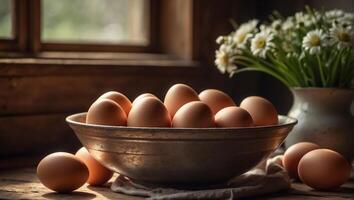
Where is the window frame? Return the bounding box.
[1,0,158,53]
[0,0,27,51]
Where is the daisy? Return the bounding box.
[325,10,353,26]
[295,12,308,27]
[250,31,275,58]
[216,36,226,44]
[271,20,282,31]
[233,19,258,47]
[325,9,345,21]
[330,25,353,48]
[342,13,354,26]
[215,44,238,74]
[295,11,319,27]
[282,17,295,31]
[302,29,328,54]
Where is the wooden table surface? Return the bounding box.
[0,167,353,200]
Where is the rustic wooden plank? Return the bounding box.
[0,72,205,116]
[0,168,140,200]
[0,58,201,77]
[0,113,80,157]
[0,52,177,60]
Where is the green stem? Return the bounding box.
[297,58,315,86]
[235,67,291,88]
[317,54,327,87]
[268,54,301,86]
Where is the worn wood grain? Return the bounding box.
[0,167,353,200]
[0,168,139,200]
[0,113,80,157]
[0,71,205,116]
[159,0,193,60]
[0,58,201,77]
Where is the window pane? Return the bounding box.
[0,0,12,38]
[41,0,149,45]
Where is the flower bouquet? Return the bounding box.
[215,7,354,88]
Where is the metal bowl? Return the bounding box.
[66,113,297,185]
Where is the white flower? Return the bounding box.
[215,44,238,74]
[325,9,345,20]
[295,11,319,27]
[250,31,275,58]
[260,24,273,33]
[232,19,258,47]
[302,29,328,54]
[342,13,354,26]
[295,12,308,26]
[216,36,224,44]
[330,25,353,48]
[282,17,295,31]
[271,20,282,31]
[326,10,354,26]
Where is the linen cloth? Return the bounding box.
[111,156,290,200]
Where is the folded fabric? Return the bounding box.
[111,156,290,200]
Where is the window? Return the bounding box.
[41,0,149,45]
[0,0,154,53]
[0,0,12,39]
[42,0,150,45]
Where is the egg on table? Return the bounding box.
[37,152,89,193]
[97,91,132,115]
[172,101,215,128]
[86,99,127,126]
[128,97,171,127]
[240,96,278,126]
[283,142,321,179]
[298,149,352,190]
[75,147,113,186]
[199,89,236,115]
[164,84,200,118]
[214,106,253,127]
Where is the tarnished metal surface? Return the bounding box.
[66,113,297,184]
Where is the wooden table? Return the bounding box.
[0,167,353,200]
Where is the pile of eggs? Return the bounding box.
[37,83,279,193]
[283,142,352,190]
[86,83,279,128]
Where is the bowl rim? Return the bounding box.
[66,112,297,132]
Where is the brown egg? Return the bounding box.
[164,84,199,118]
[37,152,88,193]
[283,142,321,179]
[199,89,236,115]
[240,96,278,126]
[215,106,253,127]
[75,147,113,186]
[132,93,157,105]
[298,149,352,190]
[172,101,215,128]
[97,91,131,115]
[86,99,127,126]
[128,97,171,127]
